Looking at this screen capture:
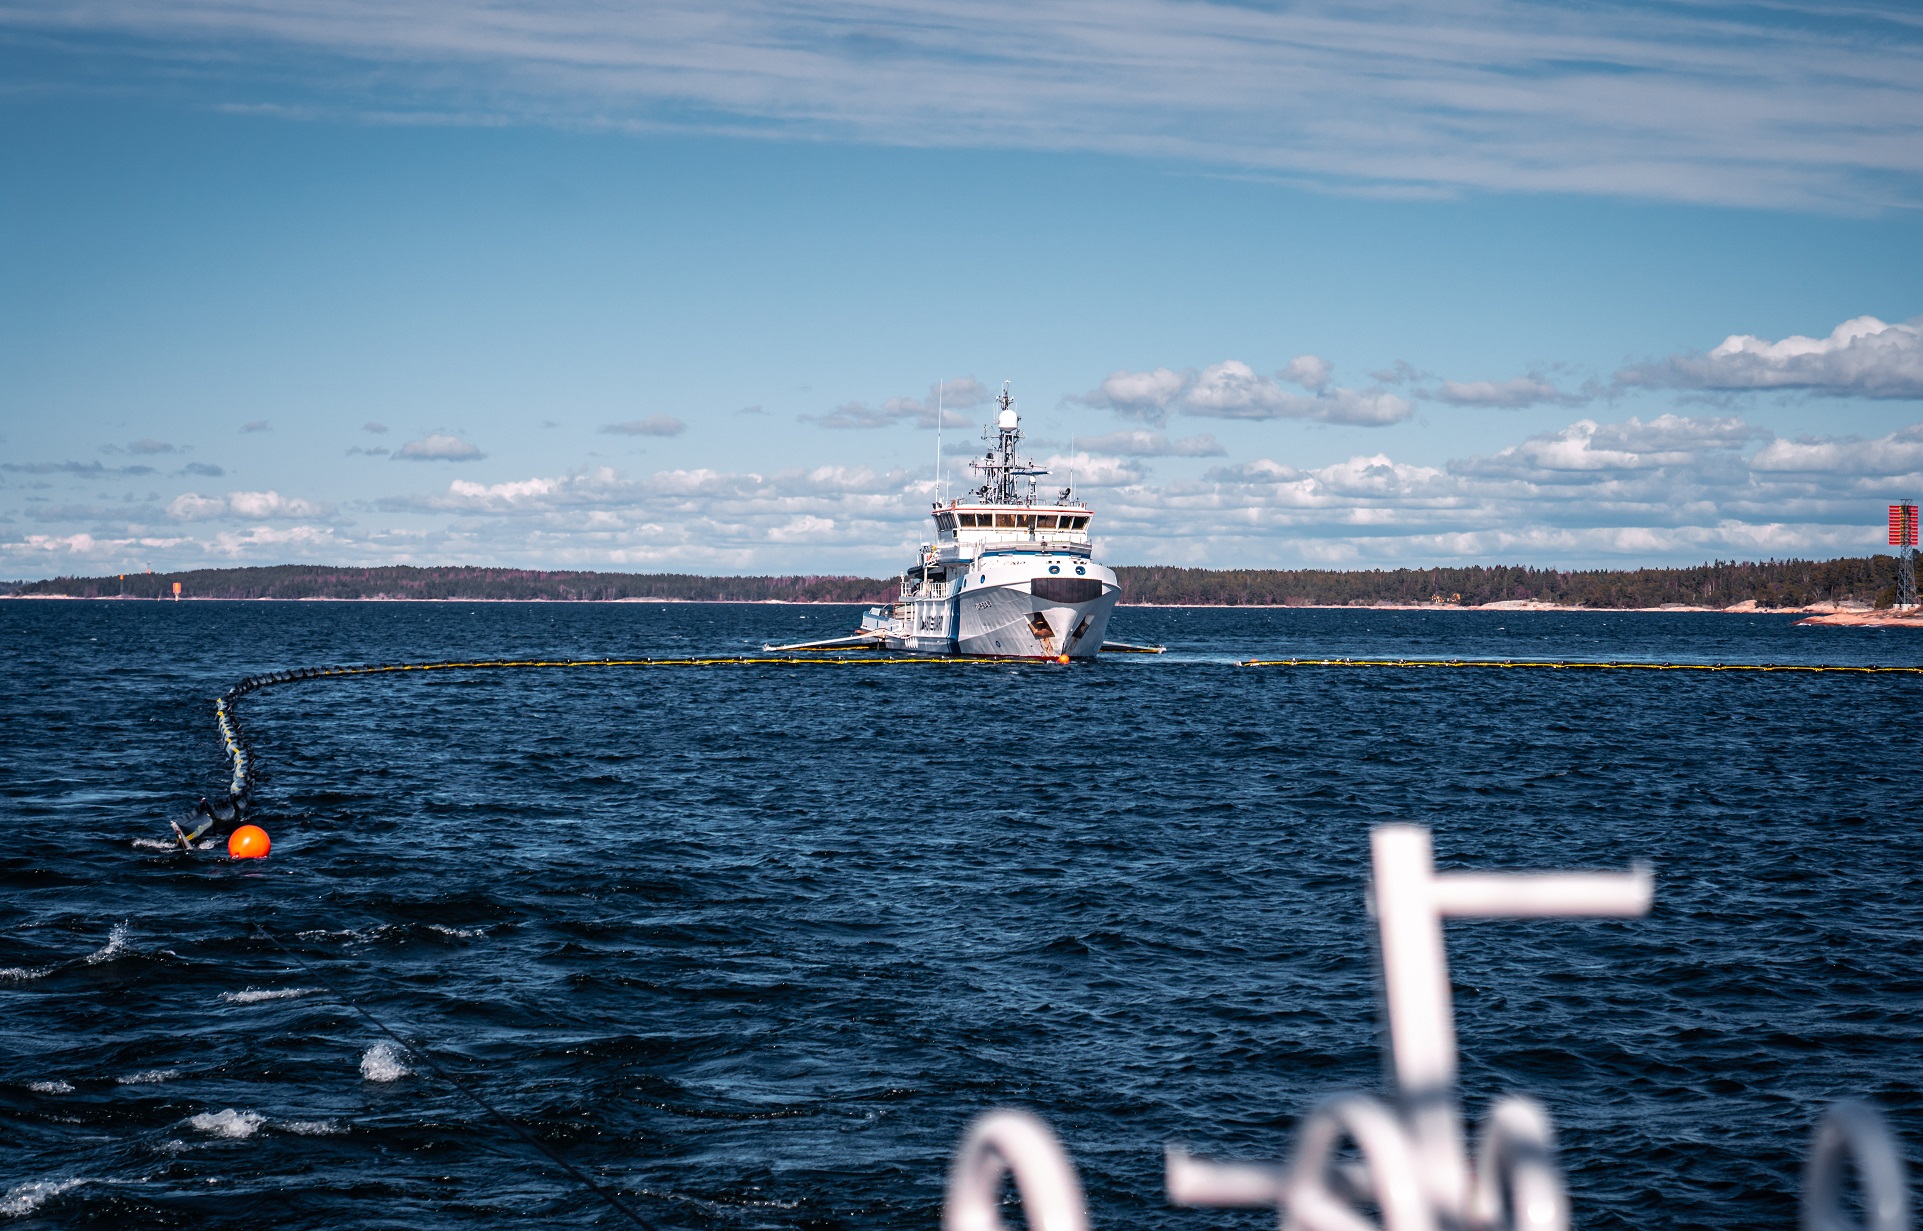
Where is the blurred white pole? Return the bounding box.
[1803,1102,1910,1231]
[944,1110,1089,1231]
[1370,825,1651,1223]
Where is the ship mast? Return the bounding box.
[969,383,1048,505]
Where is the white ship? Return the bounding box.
[770,385,1157,660]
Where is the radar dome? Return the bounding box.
[998,408,1019,430]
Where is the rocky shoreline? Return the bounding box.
[1792,609,1923,628]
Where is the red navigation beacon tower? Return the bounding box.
[1892,500,1919,610]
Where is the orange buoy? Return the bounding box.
[228,824,271,859]
[1057,654,1071,664]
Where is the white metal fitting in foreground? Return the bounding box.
[941,824,1913,1231]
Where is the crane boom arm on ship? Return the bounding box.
[761,632,890,652]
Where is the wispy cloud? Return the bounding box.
[600,415,686,437]
[1075,430,1225,457]
[393,433,484,461]
[99,438,178,455]
[1616,315,1923,398]
[1076,358,1412,426]
[1426,374,1592,409]
[2,460,158,477]
[3,0,1918,209]
[803,376,986,429]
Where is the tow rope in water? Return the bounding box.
[203,654,1006,824]
[250,923,654,1229]
[1239,657,1923,673]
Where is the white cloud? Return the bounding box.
[1750,423,1923,476]
[767,514,836,543]
[394,433,485,461]
[1283,355,1332,392]
[1453,415,1764,479]
[1076,368,1190,426]
[1077,359,1412,426]
[1074,412,1920,566]
[599,416,686,437]
[1039,453,1146,488]
[10,0,1923,210]
[167,490,336,520]
[445,475,564,506]
[229,490,331,518]
[1617,315,1923,398]
[166,493,227,521]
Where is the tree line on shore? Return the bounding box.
[6,556,1909,608]
[1115,556,1905,609]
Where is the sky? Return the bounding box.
[2,0,1921,579]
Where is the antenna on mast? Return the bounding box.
[936,379,944,504]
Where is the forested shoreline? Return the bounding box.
[5,556,1909,608]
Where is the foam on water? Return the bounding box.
[188,1109,265,1138]
[282,1119,344,1135]
[115,1069,181,1085]
[80,923,131,966]
[218,987,319,1004]
[26,1081,74,1094]
[0,1179,90,1218]
[359,1042,411,1083]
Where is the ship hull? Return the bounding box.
[955,576,1118,660]
[853,559,1121,660]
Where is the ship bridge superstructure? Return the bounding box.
[921,382,1093,568]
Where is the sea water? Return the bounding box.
[1,600,1919,1228]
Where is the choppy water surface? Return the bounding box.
[2,602,1920,1229]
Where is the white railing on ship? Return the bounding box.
[940,824,1912,1231]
